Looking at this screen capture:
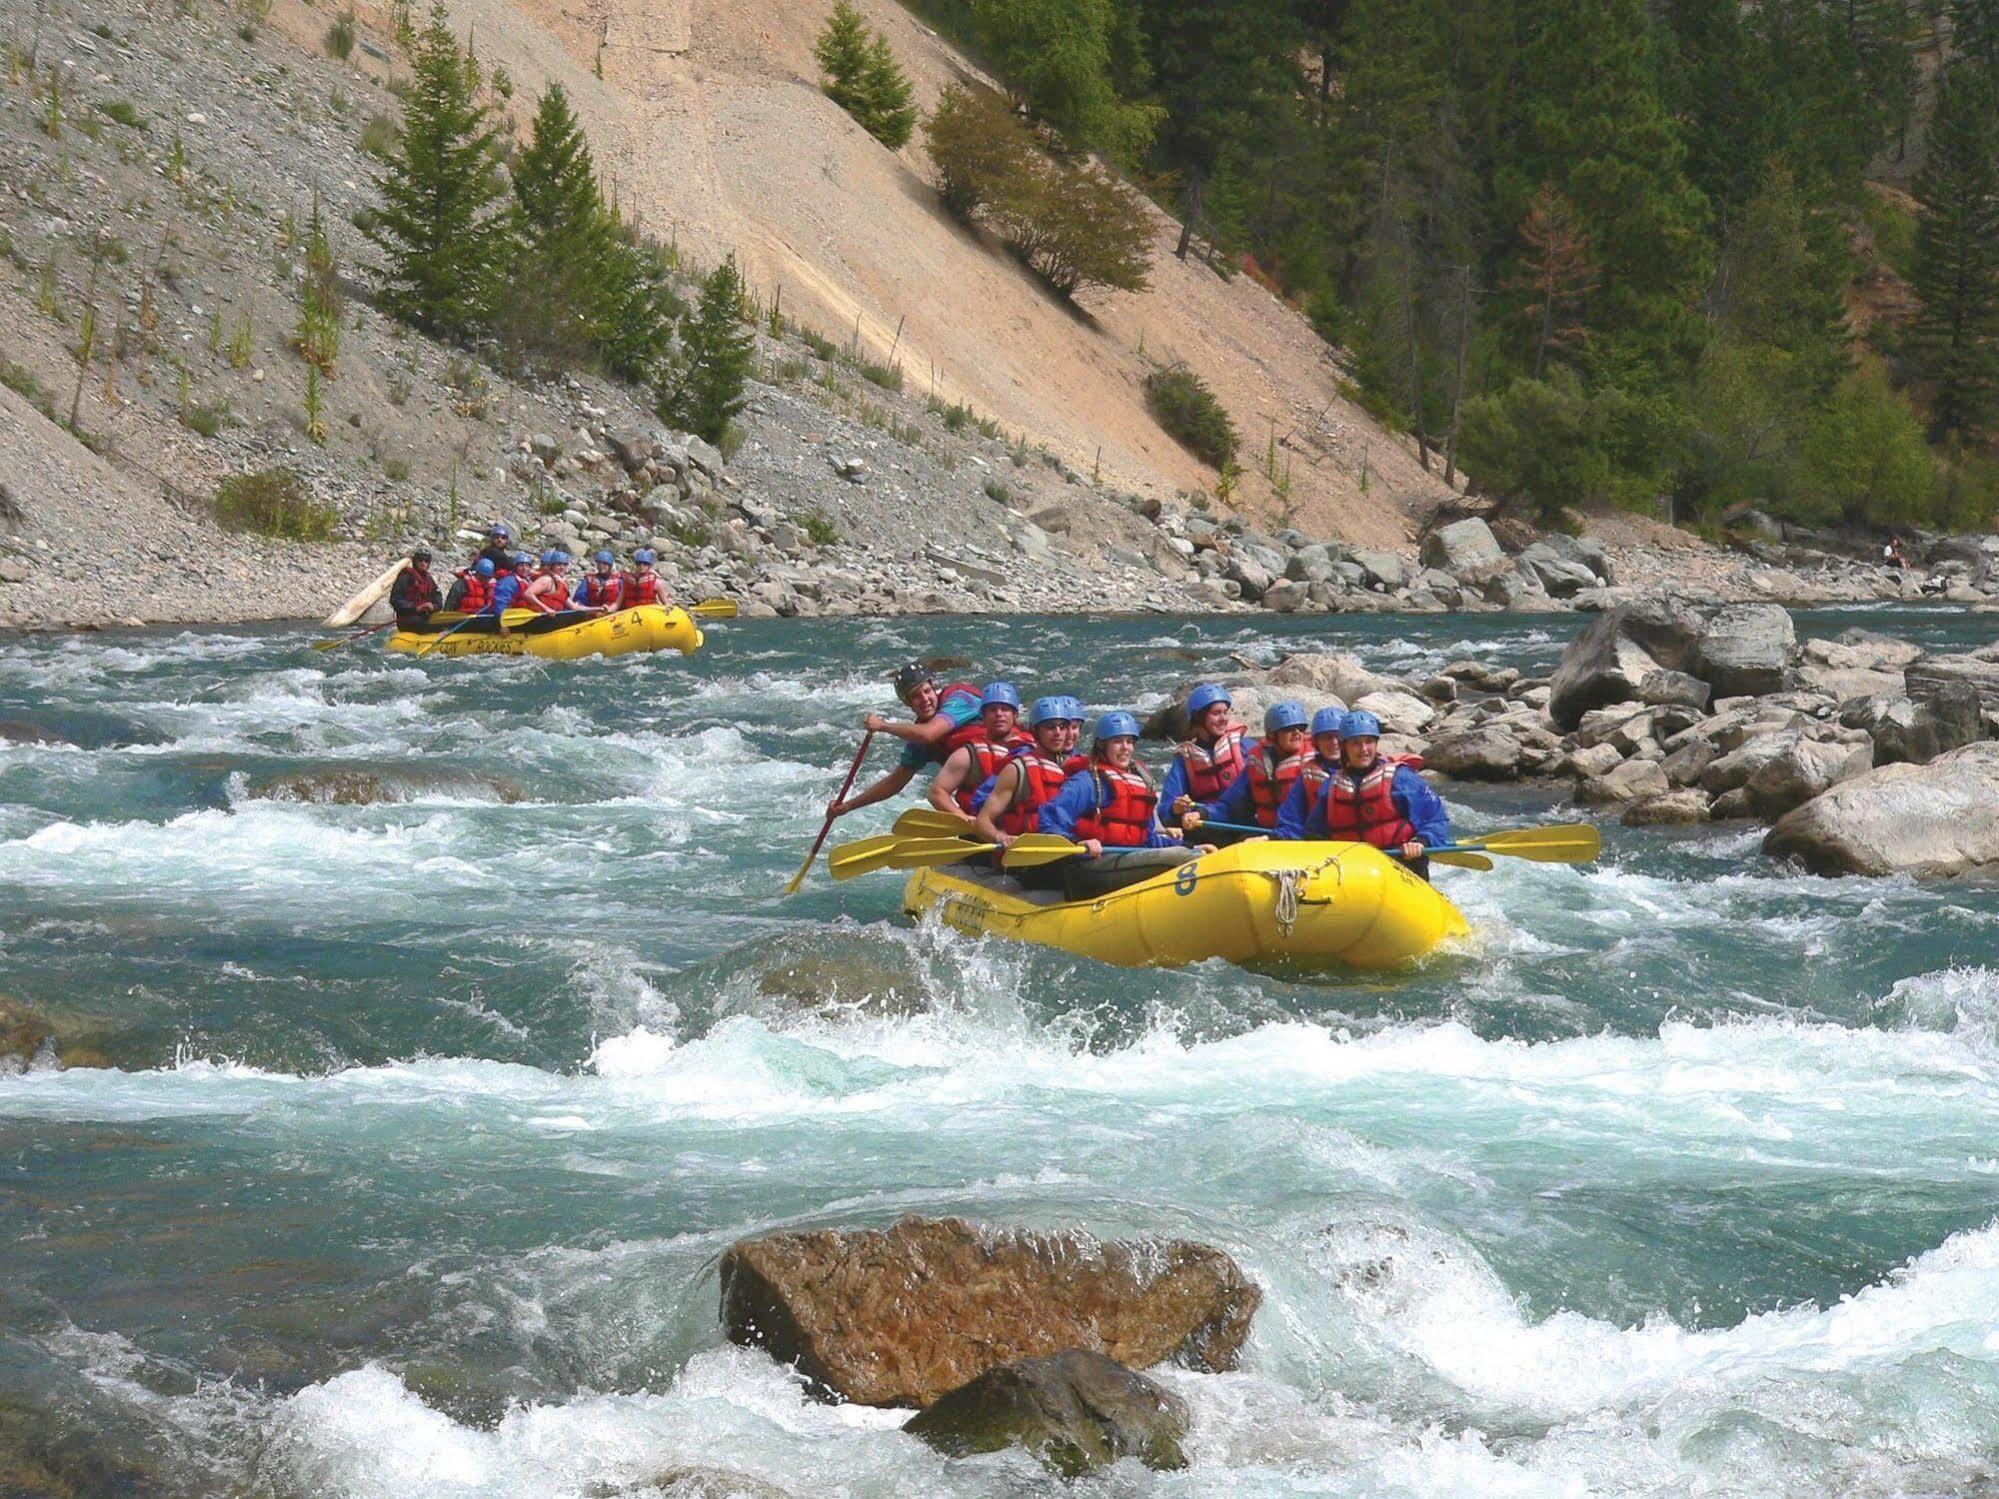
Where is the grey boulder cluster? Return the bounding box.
[1121,509,1617,614]
[715,1214,1261,1476]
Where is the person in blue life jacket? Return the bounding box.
[1298,710,1451,878]
[1275,706,1346,841]
[1181,701,1313,841]
[971,694,1080,846]
[827,662,990,823]
[571,551,625,613]
[480,553,535,633]
[1162,683,1249,831]
[1038,712,1215,858]
[928,682,1033,824]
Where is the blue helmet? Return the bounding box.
[1186,683,1232,716]
[981,681,1022,711]
[634,548,657,565]
[1341,710,1383,740]
[513,553,534,570]
[593,550,615,566]
[1264,701,1309,735]
[1311,706,1345,738]
[489,522,511,540]
[1094,710,1141,743]
[474,558,495,578]
[1061,695,1087,723]
[1028,695,1067,727]
[539,549,559,566]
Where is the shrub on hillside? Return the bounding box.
[1144,366,1236,468]
[213,469,339,541]
[814,1,917,150]
[925,85,1152,299]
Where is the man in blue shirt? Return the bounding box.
[827,663,987,823]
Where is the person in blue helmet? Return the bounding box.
[475,522,515,573]
[520,549,573,614]
[624,547,669,608]
[1183,701,1314,839]
[1038,711,1195,857]
[445,555,495,613]
[928,682,1033,822]
[1275,706,1345,841]
[572,550,625,612]
[971,694,1078,846]
[1299,710,1450,878]
[1162,682,1249,833]
[828,663,990,823]
[480,553,534,632]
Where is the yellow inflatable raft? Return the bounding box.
[384,605,703,661]
[903,840,1469,972]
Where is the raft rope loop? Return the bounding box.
[1263,850,1348,941]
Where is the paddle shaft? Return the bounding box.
[313,620,397,652]
[413,612,486,657]
[784,731,874,894]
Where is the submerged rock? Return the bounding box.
[247,767,525,805]
[1763,741,1999,877]
[903,1348,1188,1477]
[719,1215,1260,1407]
[0,994,52,1066]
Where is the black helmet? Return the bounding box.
[892,661,935,701]
[411,545,432,562]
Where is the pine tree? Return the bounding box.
[1910,65,1999,439]
[657,256,755,444]
[505,81,625,365]
[815,3,875,119]
[859,34,917,149]
[970,0,1163,162]
[364,4,507,338]
[1507,182,1594,377]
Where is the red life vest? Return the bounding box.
[952,736,1020,814]
[1073,764,1159,848]
[1176,726,1247,801]
[1299,757,1336,806]
[456,571,493,614]
[625,571,664,607]
[931,684,999,765]
[1319,759,1417,849]
[1246,740,1311,829]
[579,573,623,609]
[995,750,1071,836]
[523,577,567,614]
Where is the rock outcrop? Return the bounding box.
[0,995,52,1067]
[719,1216,1260,1407]
[902,1349,1188,1477]
[1763,741,1999,877]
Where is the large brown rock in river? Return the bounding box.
[1763,741,1999,877]
[719,1215,1260,1407]
[903,1348,1188,1477]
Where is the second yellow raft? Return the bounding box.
[384,605,703,661]
[903,840,1469,972]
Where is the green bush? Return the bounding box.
[1144,366,1236,468]
[801,511,838,545]
[859,358,903,390]
[1457,372,1614,525]
[359,112,398,159]
[1798,371,1938,528]
[97,99,146,130]
[799,327,837,361]
[213,468,340,540]
[325,12,357,59]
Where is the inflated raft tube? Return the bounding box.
[902,840,1469,972]
[384,605,703,661]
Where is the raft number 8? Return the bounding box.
[1175,862,1199,897]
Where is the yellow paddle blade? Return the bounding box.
[894,807,976,838]
[1429,850,1495,871]
[310,636,349,652]
[1462,823,1602,864]
[885,837,995,869]
[827,834,904,882]
[689,598,738,619]
[998,835,1086,870]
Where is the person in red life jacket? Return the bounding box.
[518,550,573,614]
[826,663,988,822]
[447,557,496,614]
[1038,711,1201,858]
[1276,706,1345,841]
[970,694,1075,846]
[1299,710,1451,878]
[622,548,670,609]
[1162,683,1248,832]
[928,682,1032,823]
[389,546,440,627]
[1182,701,1313,839]
[476,523,515,573]
[480,553,534,633]
[571,550,625,613]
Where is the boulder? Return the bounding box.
[902,1349,1187,1477]
[1693,603,1796,698]
[1535,532,1616,585]
[1440,660,1520,693]
[0,994,52,1067]
[1424,727,1527,780]
[1905,651,1999,714]
[607,433,654,474]
[1577,757,1671,805]
[1267,652,1402,704]
[719,1216,1260,1407]
[1567,742,1624,779]
[1638,670,1711,712]
[1763,741,1999,877]
[1700,731,1805,796]
[1348,549,1409,591]
[638,1470,791,1499]
[1225,553,1274,601]
[1834,629,1924,670]
[1516,542,1599,598]
[1262,580,1310,613]
[1742,736,1872,819]
[1869,682,1989,766]
[1660,738,1717,788]
[1622,789,1712,826]
[1420,518,1504,575]
[1547,597,1706,730]
[1351,690,1435,735]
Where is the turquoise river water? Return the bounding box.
[1,606,1997,1497]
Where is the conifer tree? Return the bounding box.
[815,2,916,149]
[505,82,624,364]
[859,34,918,149]
[364,4,507,339]
[969,0,1163,161]
[1911,65,1999,439]
[1507,182,1594,377]
[657,256,755,444]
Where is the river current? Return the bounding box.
[2,607,1996,1497]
